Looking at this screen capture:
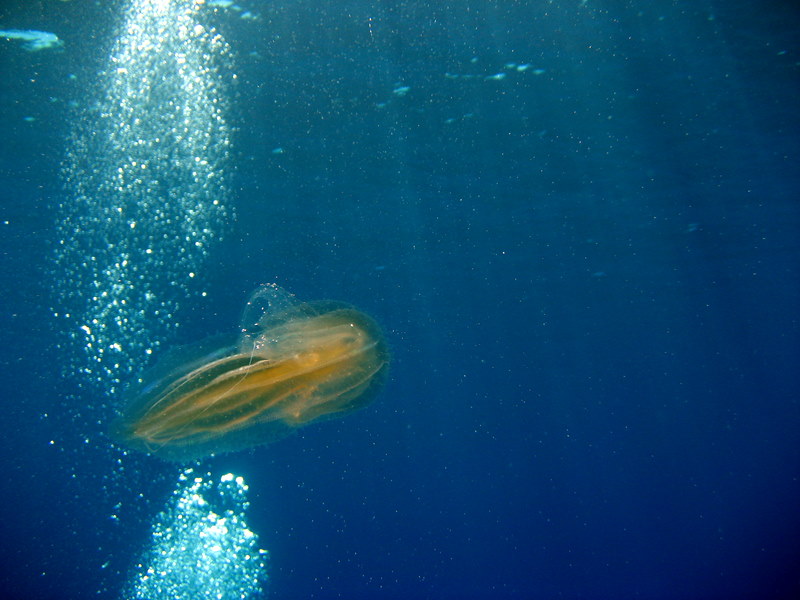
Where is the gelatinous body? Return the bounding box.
[115,285,388,461]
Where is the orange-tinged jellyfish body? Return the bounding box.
[115,284,389,461]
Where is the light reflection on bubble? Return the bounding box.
[124,469,269,600]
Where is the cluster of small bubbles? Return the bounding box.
[52,0,234,399]
[124,469,268,600]
[46,2,267,596]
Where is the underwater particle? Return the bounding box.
[0,29,63,51]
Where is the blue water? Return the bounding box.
[1,0,798,598]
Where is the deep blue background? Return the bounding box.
[1,1,798,599]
